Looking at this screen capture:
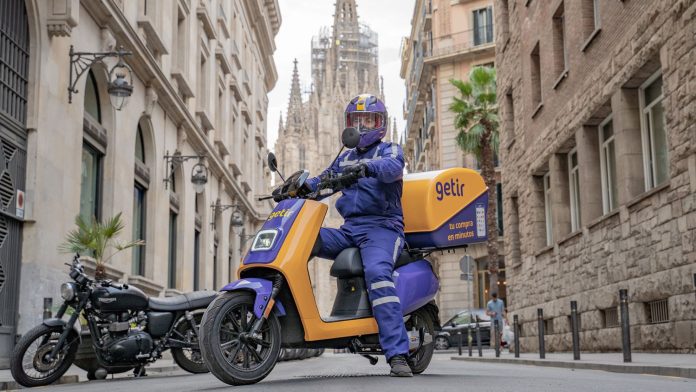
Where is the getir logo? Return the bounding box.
[435,178,466,201]
[269,209,292,219]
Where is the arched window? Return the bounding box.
[135,124,145,164]
[84,72,101,123]
[132,124,148,276]
[80,70,104,222]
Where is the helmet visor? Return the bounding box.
[346,112,384,132]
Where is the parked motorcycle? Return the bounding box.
[10,255,218,387]
[199,128,490,385]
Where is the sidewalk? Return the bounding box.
[451,349,696,379]
[0,359,183,391]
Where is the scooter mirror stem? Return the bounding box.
[327,146,345,177]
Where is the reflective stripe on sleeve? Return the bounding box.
[371,281,395,290]
[372,296,401,306]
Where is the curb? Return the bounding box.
[451,356,696,379]
[1,375,79,391]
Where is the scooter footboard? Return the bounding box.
[220,278,286,318]
[394,260,439,315]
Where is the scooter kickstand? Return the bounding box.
[361,354,379,365]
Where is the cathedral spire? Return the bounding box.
[278,111,284,135]
[287,59,304,128]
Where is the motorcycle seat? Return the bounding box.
[148,290,218,312]
[330,247,422,279]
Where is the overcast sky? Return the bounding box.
[266,0,416,151]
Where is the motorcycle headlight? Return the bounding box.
[61,282,77,301]
[251,230,278,251]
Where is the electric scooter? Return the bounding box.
[199,128,490,385]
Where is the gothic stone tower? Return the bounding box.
[274,0,388,316]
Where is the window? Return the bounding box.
[84,72,101,123]
[473,6,494,46]
[504,89,515,145]
[496,183,504,236]
[300,146,306,169]
[193,229,201,291]
[568,148,581,231]
[132,184,146,275]
[500,0,511,45]
[581,0,601,45]
[135,125,145,164]
[599,116,618,213]
[543,172,553,246]
[132,125,148,276]
[175,6,188,72]
[80,143,102,222]
[552,2,567,83]
[168,210,177,288]
[640,72,668,190]
[530,42,542,110]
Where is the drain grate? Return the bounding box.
[296,373,387,379]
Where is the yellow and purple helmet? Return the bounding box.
[345,94,388,149]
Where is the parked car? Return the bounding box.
[434,309,512,350]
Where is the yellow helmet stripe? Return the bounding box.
[356,94,369,111]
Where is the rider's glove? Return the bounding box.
[343,163,370,178]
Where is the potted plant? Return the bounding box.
[59,213,144,281]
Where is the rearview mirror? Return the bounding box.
[267,152,278,173]
[341,127,360,149]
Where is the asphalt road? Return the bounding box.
[39,353,696,392]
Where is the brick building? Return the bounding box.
[497,0,696,352]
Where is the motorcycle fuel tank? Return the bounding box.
[91,285,148,312]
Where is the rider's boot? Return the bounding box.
[388,355,413,377]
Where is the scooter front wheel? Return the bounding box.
[199,291,281,386]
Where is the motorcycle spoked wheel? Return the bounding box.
[171,310,209,374]
[10,324,80,387]
[406,309,436,374]
[200,291,281,386]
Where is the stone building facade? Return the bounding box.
[400,0,501,322]
[0,0,281,366]
[497,0,696,352]
[273,0,398,317]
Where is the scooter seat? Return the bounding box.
[148,290,218,311]
[330,247,421,278]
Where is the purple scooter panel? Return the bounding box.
[393,260,439,315]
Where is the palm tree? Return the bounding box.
[60,213,144,280]
[449,66,501,297]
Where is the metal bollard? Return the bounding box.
[619,289,632,363]
[458,330,463,356]
[43,297,52,320]
[468,326,473,357]
[513,315,520,358]
[476,321,482,357]
[571,300,580,360]
[537,308,545,359]
[494,319,500,357]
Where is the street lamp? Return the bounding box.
[163,150,208,192]
[68,45,134,110]
[210,200,242,229]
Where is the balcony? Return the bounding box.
[241,70,252,96]
[426,26,495,64]
[229,41,241,69]
[196,1,216,39]
[215,44,232,75]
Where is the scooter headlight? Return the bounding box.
[61,282,77,301]
[251,230,278,251]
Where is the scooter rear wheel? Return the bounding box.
[199,291,281,386]
[406,308,436,374]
